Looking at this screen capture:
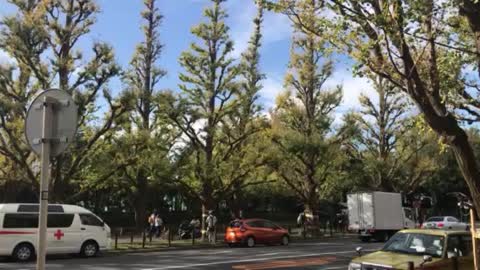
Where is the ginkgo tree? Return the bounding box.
[0,0,129,202]
[269,0,480,217]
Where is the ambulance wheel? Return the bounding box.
[13,243,35,262]
[80,240,99,258]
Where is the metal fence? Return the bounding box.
[110,222,352,250]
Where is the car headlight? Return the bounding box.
[348,263,362,270]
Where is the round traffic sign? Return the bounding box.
[25,89,78,157]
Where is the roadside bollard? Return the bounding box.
[407,261,414,270]
[142,231,146,248]
[114,231,118,250]
[149,231,153,243]
[130,231,134,244]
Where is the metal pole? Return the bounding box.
[167,227,171,247]
[303,222,306,240]
[192,228,195,245]
[114,232,118,250]
[36,97,53,270]
[470,208,479,270]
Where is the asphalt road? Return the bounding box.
[0,238,383,270]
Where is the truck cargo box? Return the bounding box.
[347,192,405,231]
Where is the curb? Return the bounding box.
[106,243,226,255]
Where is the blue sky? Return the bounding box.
[0,0,373,116]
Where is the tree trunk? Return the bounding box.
[458,0,480,218]
[304,178,318,219]
[303,203,313,215]
[134,173,148,232]
[134,195,147,233]
[450,131,480,215]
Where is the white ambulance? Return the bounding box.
[0,203,111,261]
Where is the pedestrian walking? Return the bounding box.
[190,217,200,229]
[297,211,305,227]
[206,210,217,244]
[154,215,163,237]
[148,212,156,236]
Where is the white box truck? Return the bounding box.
[347,192,415,242]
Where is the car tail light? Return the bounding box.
[437,223,444,228]
[240,226,246,232]
[229,231,235,237]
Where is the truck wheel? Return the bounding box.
[360,236,371,243]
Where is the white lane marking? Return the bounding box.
[292,242,344,246]
[140,249,376,270]
[210,250,233,255]
[253,252,280,257]
[323,267,345,269]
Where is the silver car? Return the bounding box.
[421,216,469,230]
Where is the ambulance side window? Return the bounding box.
[3,214,38,228]
[47,214,74,228]
[79,214,103,227]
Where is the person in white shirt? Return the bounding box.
[205,210,217,243]
[154,215,163,237]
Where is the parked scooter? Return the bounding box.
[178,220,201,239]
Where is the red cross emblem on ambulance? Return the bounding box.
[54,229,64,240]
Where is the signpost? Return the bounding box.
[25,89,77,270]
[471,208,479,270]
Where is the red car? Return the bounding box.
[224,218,290,247]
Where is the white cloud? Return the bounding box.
[325,70,375,126]
[259,70,377,114]
[326,71,375,110]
